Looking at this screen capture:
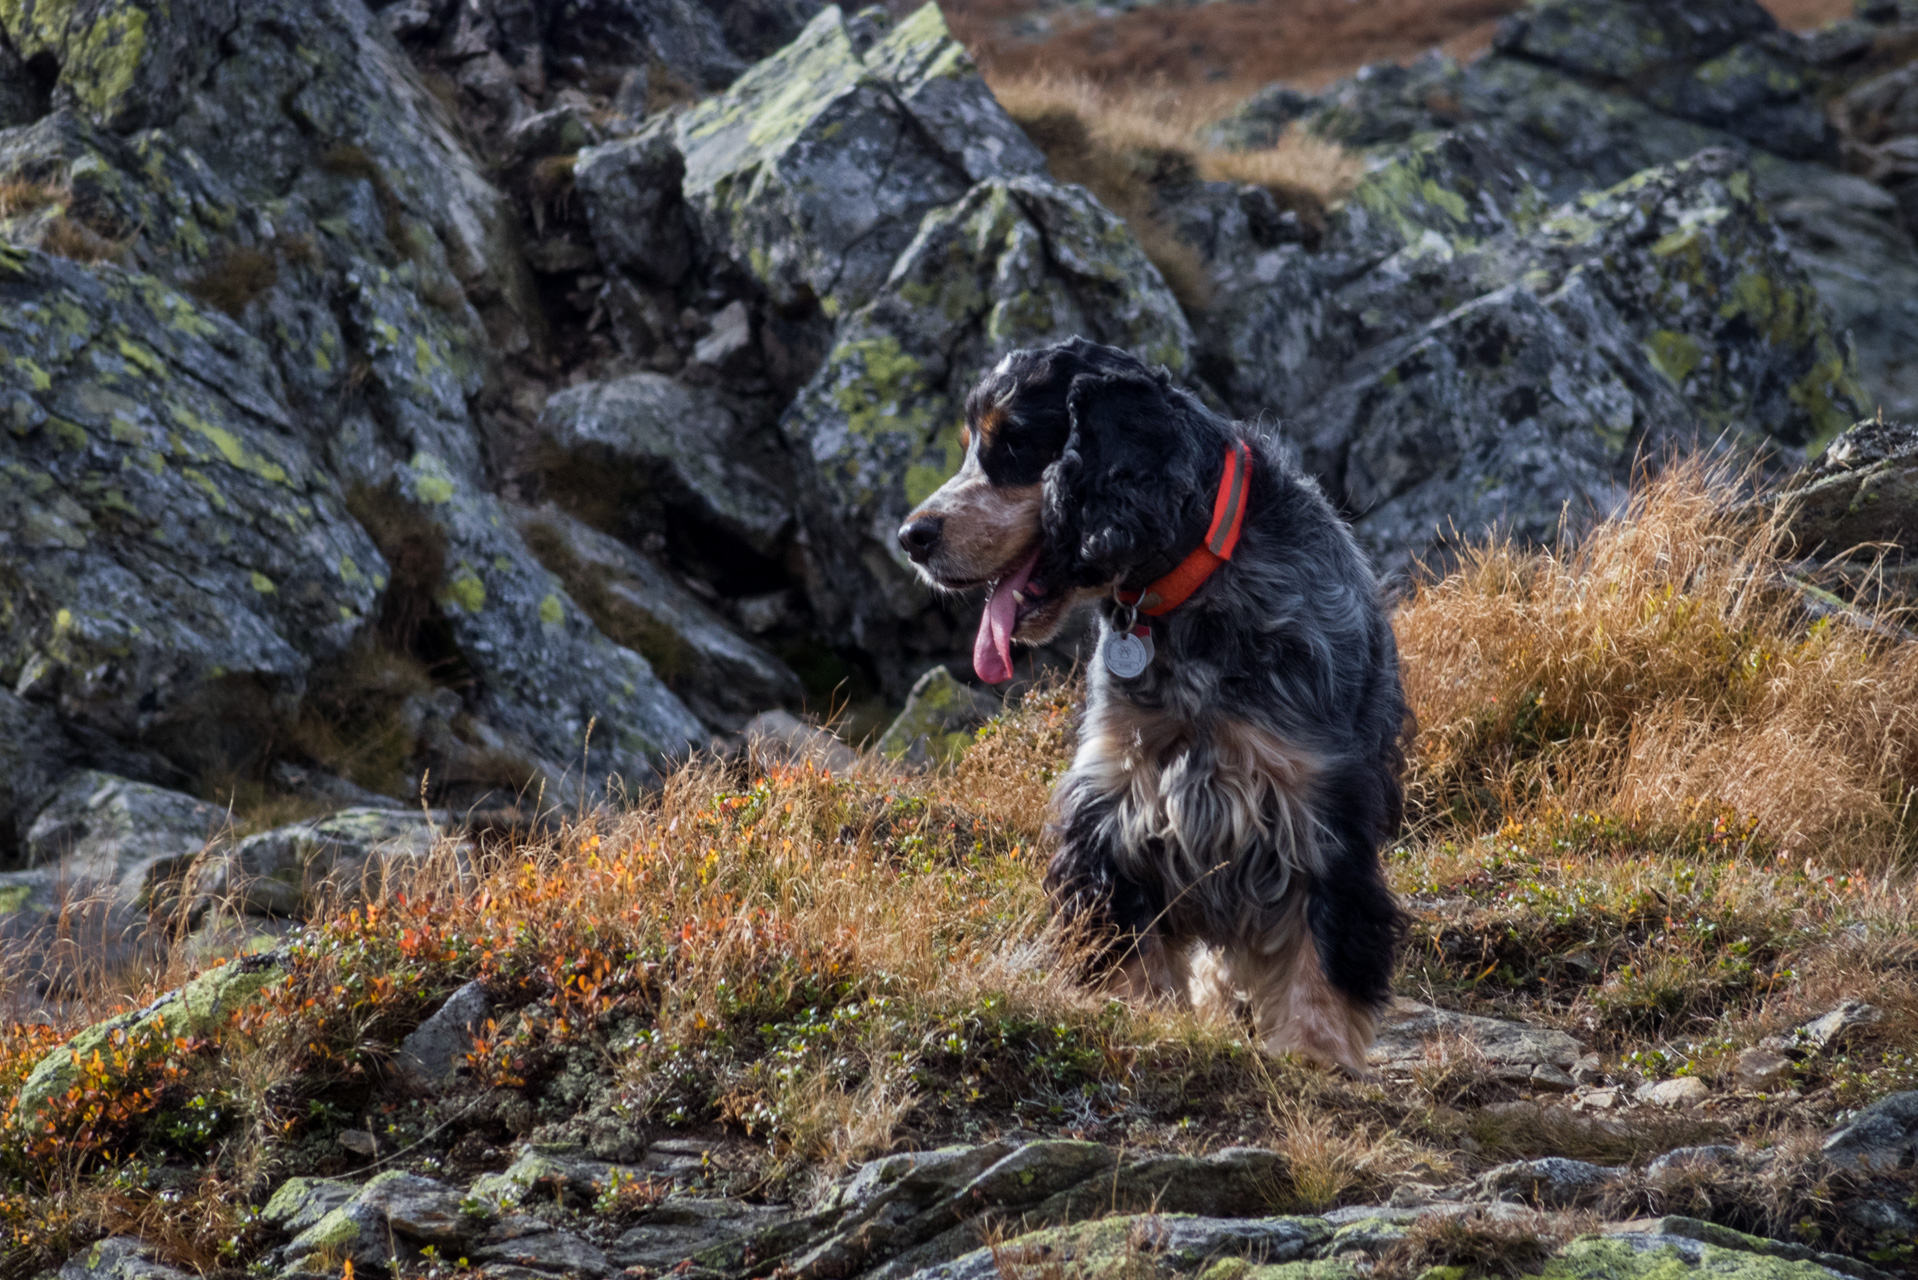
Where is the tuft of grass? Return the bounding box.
[1397,461,1918,865]
[1374,1209,1569,1280]
[0,177,61,218]
[988,74,1359,311]
[40,216,122,264]
[183,245,279,318]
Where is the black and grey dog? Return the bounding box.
[897,338,1407,1074]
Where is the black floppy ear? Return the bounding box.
[1041,367,1211,588]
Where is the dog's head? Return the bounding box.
[898,338,1224,671]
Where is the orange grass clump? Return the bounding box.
[1397,464,1918,864]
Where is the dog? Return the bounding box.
[897,338,1408,1075]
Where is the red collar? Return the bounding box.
[1118,439,1253,617]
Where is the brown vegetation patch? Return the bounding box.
[989,73,1359,309]
[184,246,279,318]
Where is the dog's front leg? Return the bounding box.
[1045,777,1184,1003]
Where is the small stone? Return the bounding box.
[1636,1077,1711,1108]
[692,300,753,369]
[1735,1046,1793,1090]
[1575,1089,1618,1111]
[1531,1063,1576,1093]
[1824,1089,1918,1171]
[742,711,858,775]
[474,1231,611,1278]
[338,1129,378,1156]
[1797,999,1883,1052]
[875,666,1000,767]
[1474,1156,1621,1207]
[260,1177,357,1234]
[397,980,490,1086]
[1572,1052,1605,1085]
[357,1171,471,1242]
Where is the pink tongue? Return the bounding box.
[973,549,1041,685]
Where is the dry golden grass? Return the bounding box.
[987,73,1361,311]
[1398,463,1918,864]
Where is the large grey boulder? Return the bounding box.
[536,373,792,557]
[183,806,446,919]
[25,771,226,901]
[673,3,1046,319]
[513,503,803,731]
[368,455,708,796]
[0,247,385,761]
[1493,0,1827,159]
[1825,1090,1918,1171]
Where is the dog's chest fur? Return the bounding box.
[1064,663,1325,940]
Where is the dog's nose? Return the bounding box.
[898,516,943,562]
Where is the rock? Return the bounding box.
[0,690,76,866]
[1824,1089,1918,1171]
[574,117,693,287]
[674,4,1044,318]
[373,454,707,797]
[24,772,227,902]
[875,667,999,767]
[355,1171,472,1242]
[905,1215,1331,1280]
[1847,1198,1918,1233]
[513,504,803,732]
[1207,83,1317,151]
[609,1198,796,1271]
[0,246,385,760]
[472,1146,647,1209]
[1493,0,1777,87]
[1637,1077,1712,1108]
[1647,1145,1741,1179]
[781,174,1191,681]
[693,300,755,371]
[1779,417,1918,597]
[505,106,594,161]
[743,711,860,775]
[1769,999,1886,1054]
[1573,1052,1606,1085]
[1531,1063,1577,1092]
[1735,1047,1795,1089]
[337,1130,379,1157]
[535,372,792,559]
[286,1172,481,1271]
[1576,1228,1864,1280]
[15,952,282,1129]
[1515,150,1861,451]
[58,1237,194,1280]
[260,1177,358,1235]
[183,808,445,919]
[1368,999,1583,1072]
[473,1231,612,1278]
[1473,1156,1623,1207]
[396,979,490,1086]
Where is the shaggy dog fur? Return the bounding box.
[899,338,1407,1074]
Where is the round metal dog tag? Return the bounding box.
[1103,627,1154,679]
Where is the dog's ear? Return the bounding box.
[1042,367,1212,588]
